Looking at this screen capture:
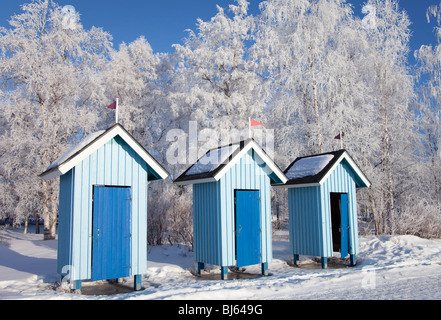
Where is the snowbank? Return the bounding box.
[1,226,441,300]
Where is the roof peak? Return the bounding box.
[40,123,169,181]
[174,138,286,185]
[279,149,370,188]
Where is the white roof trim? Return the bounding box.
[319,152,371,188]
[40,125,169,181]
[272,182,320,189]
[174,177,217,186]
[40,168,64,181]
[213,140,288,184]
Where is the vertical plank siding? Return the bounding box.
[194,149,273,267]
[63,136,149,281]
[288,186,322,256]
[193,182,221,266]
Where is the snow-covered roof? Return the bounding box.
[285,154,334,180]
[184,144,240,176]
[277,149,371,188]
[40,123,169,181]
[174,139,287,185]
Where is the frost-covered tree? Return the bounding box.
[398,2,441,238]
[414,2,441,205]
[360,0,414,234]
[254,0,368,160]
[173,0,265,147]
[103,37,161,138]
[0,0,112,238]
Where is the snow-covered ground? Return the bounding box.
[1,225,441,300]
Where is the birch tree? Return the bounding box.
[172,0,264,147]
[0,0,111,238]
[254,0,364,160]
[253,0,363,223]
[414,2,441,205]
[103,37,162,138]
[361,0,414,234]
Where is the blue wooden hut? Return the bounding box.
[275,150,370,268]
[174,139,287,279]
[40,123,169,291]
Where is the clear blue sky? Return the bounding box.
[0,0,439,63]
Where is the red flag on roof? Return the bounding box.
[334,133,341,140]
[107,101,117,110]
[250,118,264,127]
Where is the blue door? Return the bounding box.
[92,186,131,281]
[235,190,261,268]
[340,193,349,259]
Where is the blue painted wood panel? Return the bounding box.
[235,190,261,267]
[288,186,322,256]
[60,136,149,281]
[92,186,131,281]
[193,181,221,265]
[340,193,349,259]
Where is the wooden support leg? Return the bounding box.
[198,262,205,275]
[221,266,228,280]
[321,257,328,269]
[293,254,300,266]
[134,274,142,291]
[73,280,82,294]
[261,262,268,276]
[350,254,356,266]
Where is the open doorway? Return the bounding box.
[330,193,349,258]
